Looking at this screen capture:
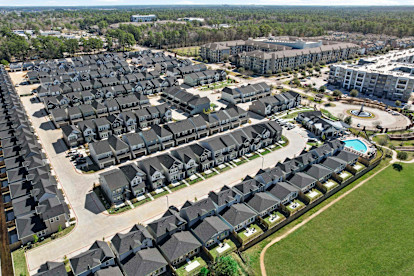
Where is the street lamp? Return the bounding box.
[166,195,169,208]
[261,155,264,169]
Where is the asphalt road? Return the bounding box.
[21,91,307,273]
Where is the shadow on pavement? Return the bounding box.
[85,192,105,215]
[39,121,55,131]
[52,138,67,154]
[32,109,46,118]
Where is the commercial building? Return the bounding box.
[130,14,157,22]
[328,49,414,102]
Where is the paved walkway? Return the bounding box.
[20,95,307,274]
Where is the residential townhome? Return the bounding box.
[120,247,168,276]
[77,119,97,143]
[135,108,152,128]
[99,169,131,204]
[152,125,175,150]
[122,133,147,158]
[159,231,202,267]
[287,172,317,193]
[80,90,95,104]
[188,143,214,171]
[67,106,83,124]
[156,103,172,122]
[91,101,109,118]
[221,135,239,161]
[214,109,231,131]
[179,198,216,227]
[107,135,131,163]
[226,104,249,125]
[107,114,124,136]
[119,163,147,198]
[276,158,302,178]
[61,124,83,147]
[138,156,166,190]
[171,146,200,178]
[190,215,231,248]
[266,181,299,205]
[69,240,116,276]
[78,104,96,121]
[201,137,227,166]
[49,108,68,128]
[105,99,121,115]
[119,111,138,132]
[146,206,187,244]
[304,164,333,184]
[34,261,68,276]
[145,106,162,126]
[93,117,112,140]
[165,119,197,145]
[89,140,116,169]
[230,129,254,156]
[245,192,280,219]
[209,185,242,213]
[157,154,186,184]
[140,128,161,154]
[189,115,209,139]
[200,113,220,135]
[334,150,359,165]
[320,156,347,174]
[221,82,271,104]
[219,203,257,232]
[233,177,262,202]
[110,224,153,261]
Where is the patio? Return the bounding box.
[264,211,286,229]
[286,199,306,214]
[237,223,263,243]
[324,180,339,191]
[175,256,207,276]
[208,239,237,260]
[305,189,323,202]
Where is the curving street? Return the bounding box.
[19,95,308,274]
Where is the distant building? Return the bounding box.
[178,17,205,23]
[131,14,157,22]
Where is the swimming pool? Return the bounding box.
[343,139,368,153]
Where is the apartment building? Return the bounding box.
[329,49,414,102]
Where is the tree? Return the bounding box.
[33,234,39,243]
[199,267,210,276]
[238,67,245,73]
[292,78,301,86]
[333,90,342,97]
[377,136,389,146]
[214,256,239,276]
[1,59,9,66]
[350,89,359,97]
[64,39,79,55]
[395,100,401,107]
[344,116,352,125]
[397,151,408,162]
[319,86,326,93]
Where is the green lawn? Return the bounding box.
[175,256,207,276]
[261,163,414,276]
[263,212,286,229]
[170,46,200,57]
[237,224,264,243]
[209,239,237,260]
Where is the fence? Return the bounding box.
[239,153,383,252]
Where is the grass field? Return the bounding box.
[258,162,414,276]
[170,46,200,57]
[372,135,414,161]
[243,158,391,274]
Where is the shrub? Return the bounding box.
[33,234,39,243]
[397,151,408,161]
[350,89,359,97]
[333,90,342,97]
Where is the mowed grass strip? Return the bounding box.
[262,163,414,276]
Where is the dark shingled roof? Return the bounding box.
[110,224,152,257]
[191,216,230,244]
[70,241,115,276]
[121,247,167,276]
[220,203,256,227]
[159,231,201,262]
